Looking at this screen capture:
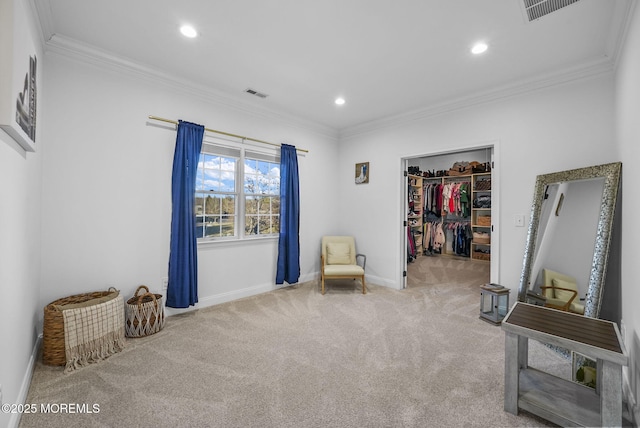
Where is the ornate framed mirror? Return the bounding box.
[518,162,621,319]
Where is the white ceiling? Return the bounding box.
[34,0,632,132]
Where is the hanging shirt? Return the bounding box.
[433,222,445,250]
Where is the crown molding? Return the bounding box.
[43,34,339,142]
[339,56,616,140]
[30,0,54,46]
[608,0,637,71]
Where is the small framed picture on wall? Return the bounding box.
[355,162,369,184]
[0,0,39,152]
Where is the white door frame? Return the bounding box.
[399,140,500,288]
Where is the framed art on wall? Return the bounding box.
[0,0,39,152]
[355,162,369,184]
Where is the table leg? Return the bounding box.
[504,332,521,414]
[600,360,622,427]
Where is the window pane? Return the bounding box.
[270,177,280,194]
[257,160,270,175]
[246,196,257,214]
[220,156,235,171]
[203,215,220,238]
[204,195,221,214]
[222,196,235,215]
[220,170,235,192]
[245,215,258,235]
[196,216,205,238]
[258,175,270,194]
[220,215,235,236]
[204,170,221,191]
[196,155,205,190]
[273,215,280,233]
[195,194,205,216]
[258,196,271,214]
[198,155,236,192]
[203,155,218,190]
[204,154,220,169]
[259,217,272,234]
[244,159,257,173]
[245,159,280,196]
[244,173,257,194]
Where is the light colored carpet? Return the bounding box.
[20,256,559,427]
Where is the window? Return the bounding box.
[244,157,280,236]
[195,142,280,241]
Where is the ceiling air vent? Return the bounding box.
[522,0,581,22]
[244,88,269,99]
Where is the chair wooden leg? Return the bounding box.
[362,275,366,294]
[321,276,325,295]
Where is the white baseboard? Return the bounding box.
[164,272,398,317]
[10,335,41,428]
[164,272,320,317]
[365,273,400,289]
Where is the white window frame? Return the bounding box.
[196,139,280,244]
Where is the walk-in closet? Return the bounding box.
[405,147,495,288]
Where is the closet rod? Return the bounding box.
[148,115,309,153]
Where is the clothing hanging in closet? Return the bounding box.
[446,221,472,257]
[422,220,444,255]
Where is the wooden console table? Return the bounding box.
[502,302,628,427]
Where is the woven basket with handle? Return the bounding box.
[125,285,165,338]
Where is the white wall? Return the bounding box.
[615,1,640,420]
[338,74,617,298]
[0,134,42,428]
[0,1,43,427]
[39,50,340,318]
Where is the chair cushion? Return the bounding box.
[570,301,585,315]
[545,297,568,309]
[326,242,351,265]
[324,265,364,276]
[552,278,577,302]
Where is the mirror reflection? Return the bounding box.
[518,162,621,320]
[527,178,604,314]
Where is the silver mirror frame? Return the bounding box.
[518,162,622,318]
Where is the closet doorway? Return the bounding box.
[402,144,499,289]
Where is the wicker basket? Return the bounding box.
[474,252,491,261]
[43,289,118,366]
[125,285,165,338]
[473,232,491,244]
[476,215,491,226]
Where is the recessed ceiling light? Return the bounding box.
[180,25,198,38]
[471,42,488,55]
[335,97,345,106]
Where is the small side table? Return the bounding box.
[479,284,510,324]
[502,302,628,427]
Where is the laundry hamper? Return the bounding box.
[125,285,165,338]
[42,288,122,366]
